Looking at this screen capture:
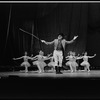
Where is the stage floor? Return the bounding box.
[0,70,100,78]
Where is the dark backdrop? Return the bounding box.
[0,3,99,67]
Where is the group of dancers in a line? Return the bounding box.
[13,33,96,74]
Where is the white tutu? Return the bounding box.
[21,61,30,67]
[80,61,90,66]
[66,61,72,66]
[71,61,78,67]
[66,61,78,67]
[33,60,46,68]
[48,62,55,67]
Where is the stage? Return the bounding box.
[0,70,100,99]
[0,70,100,78]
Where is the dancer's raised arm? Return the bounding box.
[13,56,23,60]
[65,36,78,44]
[41,39,55,45]
[28,56,33,60]
[88,54,96,58]
[76,54,83,59]
[43,53,52,61]
[32,55,38,60]
[66,56,69,59]
[76,56,83,60]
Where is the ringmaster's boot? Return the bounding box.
[55,66,58,74]
[58,67,62,74]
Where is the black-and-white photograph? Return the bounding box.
[0,1,100,100]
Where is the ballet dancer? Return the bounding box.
[66,51,75,72]
[66,51,82,72]
[32,50,51,73]
[71,52,82,72]
[80,52,96,72]
[13,51,32,73]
